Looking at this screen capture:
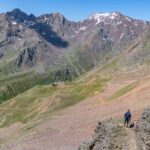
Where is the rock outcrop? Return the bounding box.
[78,106,150,150]
[137,108,150,150]
[79,119,128,150]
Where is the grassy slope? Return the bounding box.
[1,33,150,128]
[109,81,138,100]
[0,73,109,127]
[0,54,148,128]
[0,71,58,103]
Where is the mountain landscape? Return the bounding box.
[0,8,150,150]
[0,9,149,76]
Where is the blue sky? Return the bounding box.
[0,0,150,21]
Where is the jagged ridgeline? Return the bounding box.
[0,9,150,103]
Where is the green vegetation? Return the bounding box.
[0,76,109,127]
[0,66,74,104]
[110,125,127,150]
[0,71,56,103]
[0,48,123,128]
[109,81,138,100]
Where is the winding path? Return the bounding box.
[126,128,139,150]
[1,76,150,150]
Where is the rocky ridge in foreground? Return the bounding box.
[79,119,128,150]
[79,107,150,150]
[137,108,150,150]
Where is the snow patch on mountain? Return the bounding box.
[88,12,119,25]
[11,21,17,25]
[125,17,132,22]
[120,33,124,39]
[44,17,49,21]
[17,38,21,41]
[117,21,122,25]
[42,32,46,35]
[75,26,87,34]
[79,26,87,31]
[88,12,110,20]
[19,25,23,29]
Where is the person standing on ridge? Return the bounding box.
[124,109,131,127]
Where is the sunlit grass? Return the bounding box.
[109,81,138,100]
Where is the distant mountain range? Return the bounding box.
[1,9,150,149]
[0,8,150,78]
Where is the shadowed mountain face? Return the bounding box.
[7,9,69,48]
[0,9,149,77]
[32,22,69,47]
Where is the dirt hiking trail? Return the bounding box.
[126,128,139,150]
[1,75,150,150]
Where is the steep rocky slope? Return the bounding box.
[79,120,128,150]
[0,10,67,75]
[78,107,150,150]
[0,9,149,77]
[137,108,150,150]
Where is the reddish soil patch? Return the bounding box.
[1,76,150,150]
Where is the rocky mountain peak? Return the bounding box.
[7,8,28,22]
[88,12,119,19]
[88,12,129,25]
[51,12,65,19]
[38,12,66,24]
[28,14,36,21]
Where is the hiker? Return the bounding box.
[124,110,131,127]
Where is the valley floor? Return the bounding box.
[1,73,150,150]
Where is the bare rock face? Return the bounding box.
[16,46,36,67]
[137,108,150,150]
[79,120,128,150]
[0,9,150,77]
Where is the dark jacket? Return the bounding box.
[124,112,131,120]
